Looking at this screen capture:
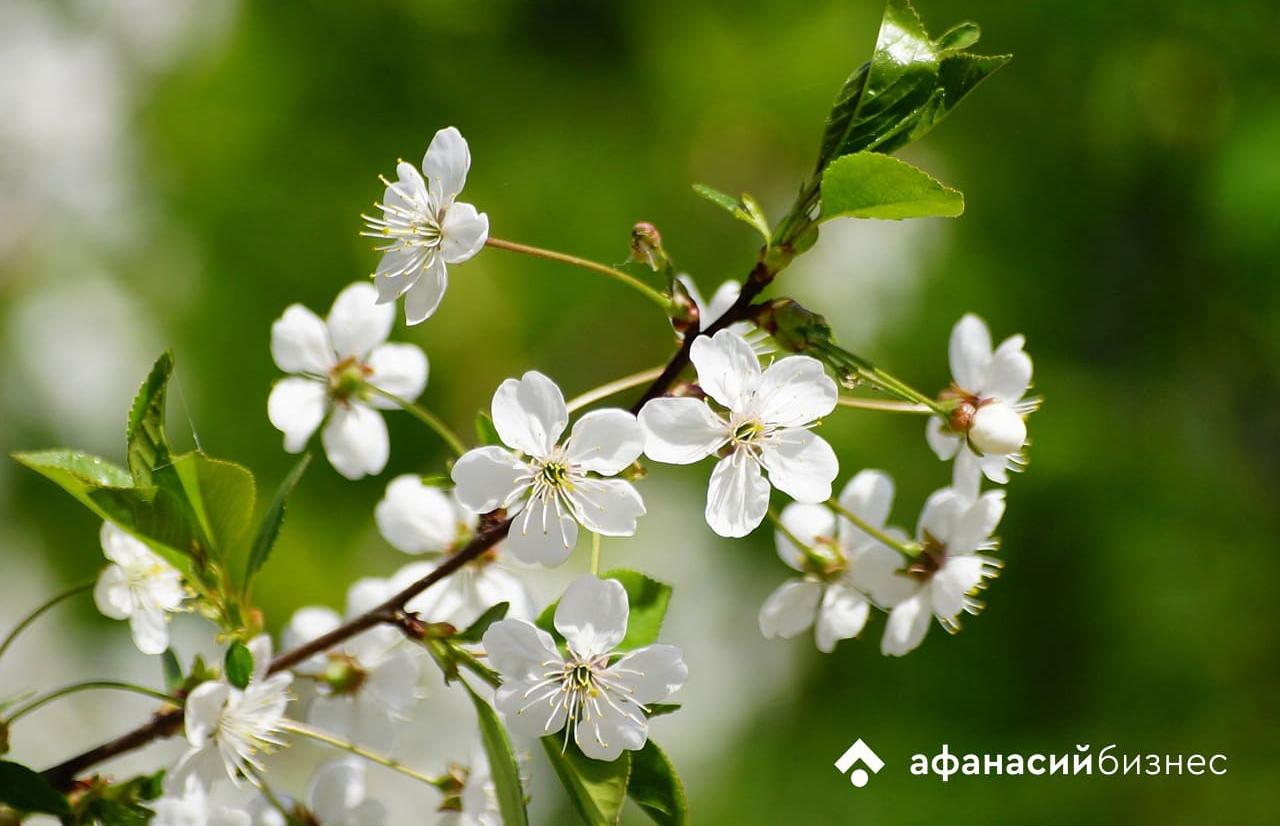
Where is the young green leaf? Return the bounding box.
[224,641,253,689]
[541,738,630,826]
[820,152,963,221]
[156,453,257,560]
[0,760,71,816]
[464,683,529,826]
[454,602,510,643]
[126,351,174,485]
[535,569,672,651]
[627,740,688,826]
[475,411,503,446]
[243,453,311,590]
[645,703,682,719]
[161,649,184,692]
[692,184,771,240]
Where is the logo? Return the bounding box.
[835,739,884,788]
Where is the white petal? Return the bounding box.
[387,161,429,213]
[984,334,1032,402]
[753,355,838,427]
[705,451,770,538]
[322,404,389,480]
[308,758,366,823]
[849,542,918,608]
[403,256,448,325]
[271,304,334,375]
[365,343,429,407]
[491,371,567,457]
[345,699,398,752]
[759,429,838,504]
[451,447,529,513]
[94,565,133,620]
[917,487,965,545]
[925,416,961,460]
[565,409,644,475]
[482,619,561,681]
[814,584,870,653]
[267,378,328,453]
[774,502,836,571]
[184,681,230,747]
[328,282,394,359]
[568,478,645,536]
[441,202,489,264]
[835,469,894,550]
[881,592,932,656]
[637,397,726,465]
[949,313,992,391]
[375,475,459,554]
[705,280,741,326]
[99,521,144,565]
[422,126,471,206]
[951,448,983,500]
[366,648,420,712]
[282,606,342,663]
[554,575,628,658]
[128,608,169,655]
[346,577,394,618]
[471,567,537,622]
[247,634,275,682]
[949,490,1005,554]
[968,402,1026,456]
[495,679,567,739]
[508,494,578,566]
[689,329,760,410]
[609,644,687,704]
[576,700,646,761]
[929,555,989,619]
[308,695,357,742]
[757,579,821,640]
[374,248,425,296]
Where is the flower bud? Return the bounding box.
[630,222,669,272]
[968,402,1026,456]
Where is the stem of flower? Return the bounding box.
[590,531,602,576]
[825,500,921,558]
[280,720,446,788]
[485,236,672,311]
[450,645,503,690]
[3,681,176,726]
[836,397,933,414]
[367,385,467,456]
[246,764,293,817]
[766,507,837,572]
[0,580,95,664]
[565,366,667,414]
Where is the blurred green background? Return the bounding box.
[2,0,1278,823]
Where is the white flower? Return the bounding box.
[451,372,646,567]
[862,487,1005,657]
[363,126,489,325]
[249,758,385,826]
[170,636,292,789]
[282,578,421,751]
[676,276,751,335]
[484,575,687,761]
[268,281,428,480]
[152,774,249,826]
[926,314,1034,495]
[758,470,908,652]
[638,329,839,538]
[438,746,501,826]
[93,521,185,655]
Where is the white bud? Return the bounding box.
[968,402,1026,456]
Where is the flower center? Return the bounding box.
[906,533,947,581]
[321,652,368,696]
[328,356,372,403]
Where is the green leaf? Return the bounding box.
[646,703,681,719]
[475,412,502,446]
[820,152,963,220]
[535,569,672,652]
[692,184,771,240]
[243,453,311,588]
[224,641,253,689]
[0,760,71,815]
[463,683,529,826]
[126,352,174,485]
[627,741,688,826]
[454,602,509,643]
[161,649,183,692]
[815,0,1008,168]
[157,453,257,560]
[541,739,629,826]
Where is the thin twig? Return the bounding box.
[0,580,95,663]
[486,236,672,310]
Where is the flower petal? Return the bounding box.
[576,699,646,762]
[282,606,341,672]
[757,578,821,640]
[567,478,645,536]
[366,647,420,713]
[949,490,1005,554]
[565,409,644,475]
[984,334,1032,402]
[483,619,561,681]
[836,469,894,550]
[183,681,230,747]
[929,555,990,619]
[609,644,687,704]
[637,397,726,465]
[705,451,770,538]
[774,502,836,571]
[308,758,366,823]
[452,446,529,513]
[322,404,389,480]
[917,487,965,545]
[814,583,870,653]
[753,355,838,427]
[128,608,169,655]
[247,634,275,682]
[689,329,760,410]
[759,428,838,504]
[496,679,567,739]
[365,343,429,407]
[441,201,489,263]
[508,495,578,566]
[491,371,568,458]
[328,282,394,360]
[422,126,471,206]
[267,377,328,453]
[387,161,429,213]
[93,565,133,620]
[849,541,918,608]
[271,304,334,375]
[881,591,932,656]
[375,475,459,554]
[949,313,992,392]
[374,248,426,298]
[925,416,961,461]
[554,575,628,658]
[705,280,741,326]
[403,256,448,325]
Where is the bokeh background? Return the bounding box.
[2,0,1278,823]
